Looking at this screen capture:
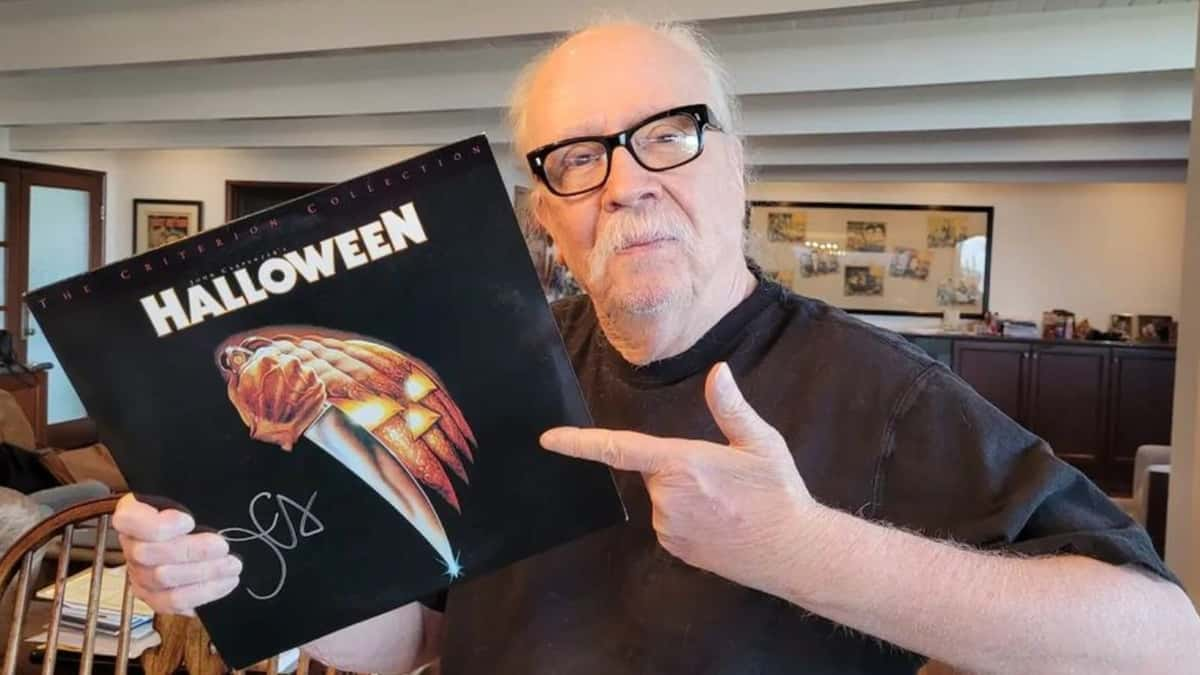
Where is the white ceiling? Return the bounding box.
[0,0,1195,180]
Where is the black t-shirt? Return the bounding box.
[440,274,1176,675]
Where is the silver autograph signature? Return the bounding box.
[218,491,325,600]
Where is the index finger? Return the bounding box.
[112,493,196,543]
[540,427,678,474]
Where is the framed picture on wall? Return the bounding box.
[746,201,993,317]
[133,199,204,253]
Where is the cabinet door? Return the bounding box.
[1026,345,1109,487]
[952,341,1030,424]
[908,336,953,369]
[1108,349,1175,496]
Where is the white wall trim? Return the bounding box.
[0,0,904,73]
[1,4,1192,126]
[9,71,1191,152]
[744,123,1189,166]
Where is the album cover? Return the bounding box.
[26,136,626,668]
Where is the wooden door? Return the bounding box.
[952,340,1030,424]
[0,165,17,336]
[0,159,104,430]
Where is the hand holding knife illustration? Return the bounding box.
[216,327,478,580]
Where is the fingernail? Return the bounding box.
[717,362,735,390]
[226,556,243,575]
[540,428,568,448]
[176,512,195,532]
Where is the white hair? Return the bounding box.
[506,20,743,170]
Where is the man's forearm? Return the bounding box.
[302,602,440,675]
[761,505,1200,674]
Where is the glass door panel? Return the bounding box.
[26,185,91,422]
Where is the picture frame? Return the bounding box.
[1109,313,1134,341]
[746,201,993,317]
[1135,314,1174,344]
[133,199,204,254]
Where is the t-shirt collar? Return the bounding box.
[595,266,778,387]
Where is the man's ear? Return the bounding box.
[530,188,576,270]
[728,138,746,180]
[531,187,554,237]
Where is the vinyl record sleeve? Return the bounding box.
[27,136,627,668]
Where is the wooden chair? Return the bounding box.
[0,495,351,675]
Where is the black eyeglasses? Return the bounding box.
[526,104,723,197]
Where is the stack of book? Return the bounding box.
[27,565,161,658]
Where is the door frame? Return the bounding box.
[225,179,331,221]
[0,164,18,339]
[0,159,105,361]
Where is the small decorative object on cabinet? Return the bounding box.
[1135,315,1174,344]
[1110,314,1134,341]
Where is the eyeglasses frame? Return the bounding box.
[525,103,724,197]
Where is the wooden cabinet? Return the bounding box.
[909,336,953,369]
[1107,349,1175,495]
[1026,346,1108,480]
[0,366,48,446]
[953,341,1030,423]
[937,335,1174,496]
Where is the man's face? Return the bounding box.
[524,26,746,318]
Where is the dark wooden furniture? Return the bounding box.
[1145,466,1170,558]
[1026,345,1110,483]
[225,181,332,222]
[0,364,49,447]
[908,333,1175,496]
[1108,349,1176,495]
[951,341,1029,423]
[1,496,132,675]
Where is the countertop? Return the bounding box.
[899,330,1176,351]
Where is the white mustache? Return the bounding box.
[587,210,697,286]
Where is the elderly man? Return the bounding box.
[113,20,1199,674]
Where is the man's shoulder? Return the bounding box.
[773,288,937,378]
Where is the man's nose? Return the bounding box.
[602,146,661,213]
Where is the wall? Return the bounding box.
[107,147,525,262]
[749,181,1188,330]
[3,146,524,263]
[6,148,1189,331]
[1166,7,1199,607]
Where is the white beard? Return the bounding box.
[585,207,702,317]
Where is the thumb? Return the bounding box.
[704,362,784,453]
